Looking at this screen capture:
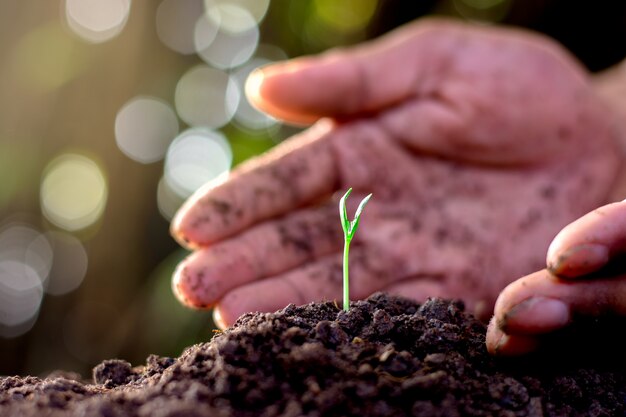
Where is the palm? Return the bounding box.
[171,20,620,325]
[325,109,614,316]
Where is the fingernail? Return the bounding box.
[487,326,506,355]
[171,260,214,309]
[494,333,508,355]
[494,333,541,356]
[501,297,570,334]
[548,243,609,278]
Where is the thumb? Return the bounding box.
[245,18,452,125]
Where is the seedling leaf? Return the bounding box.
[339,188,372,311]
[339,188,352,235]
[350,193,372,238]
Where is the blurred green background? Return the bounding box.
[0,0,625,378]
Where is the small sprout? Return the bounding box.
[339,188,372,311]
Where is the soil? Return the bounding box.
[1,293,625,417]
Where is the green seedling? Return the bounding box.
[339,188,372,311]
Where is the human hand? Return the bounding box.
[170,19,620,328]
[487,200,626,356]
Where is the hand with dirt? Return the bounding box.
[170,19,621,331]
[485,57,626,356]
[486,199,626,355]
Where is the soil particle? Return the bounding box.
[93,360,136,387]
[1,293,625,416]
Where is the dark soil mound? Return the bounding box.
[1,293,625,416]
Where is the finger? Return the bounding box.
[172,204,342,309]
[547,201,626,279]
[213,276,313,329]
[486,319,540,356]
[171,121,337,248]
[245,19,454,124]
[213,247,401,328]
[488,269,626,356]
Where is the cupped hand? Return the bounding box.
[170,19,620,328]
[487,200,626,356]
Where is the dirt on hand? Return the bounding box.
[1,293,625,416]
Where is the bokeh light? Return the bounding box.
[194,11,259,69]
[0,224,50,338]
[204,0,270,34]
[164,128,232,199]
[40,154,108,232]
[0,223,88,339]
[0,316,39,340]
[192,11,220,53]
[64,0,132,43]
[115,96,179,164]
[232,58,279,132]
[156,0,205,54]
[0,261,43,334]
[0,225,53,285]
[44,232,88,296]
[175,65,240,128]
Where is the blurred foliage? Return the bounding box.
[0,0,625,379]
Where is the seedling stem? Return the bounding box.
[339,188,372,311]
